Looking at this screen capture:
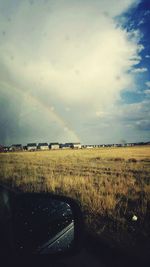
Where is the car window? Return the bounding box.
[0,0,150,265]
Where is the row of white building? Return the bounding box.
[1,141,149,153]
[1,142,82,152]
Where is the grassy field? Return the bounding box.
[0,146,150,248]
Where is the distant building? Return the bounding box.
[72,143,81,149]
[49,143,60,150]
[37,143,49,150]
[145,142,150,145]
[3,146,10,152]
[11,144,23,151]
[59,143,69,149]
[59,143,70,149]
[94,145,99,148]
[27,143,37,151]
[0,145,4,153]
[64,143,81,149]
[85,145,94,149]
[126,143,133,147]
[64,143,73,148]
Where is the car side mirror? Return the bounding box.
[0,185,84,257]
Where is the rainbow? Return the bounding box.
[1,81,80,142]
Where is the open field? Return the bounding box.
[0,146,150,249]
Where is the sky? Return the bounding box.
[0,0,150,145]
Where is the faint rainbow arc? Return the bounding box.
[2,82,80,142]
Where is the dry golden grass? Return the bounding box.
[0,146,150,247]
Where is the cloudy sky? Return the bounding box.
[0,0,150,145]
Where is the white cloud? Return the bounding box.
[145,81,150,87]
[95,111,107,118]
[145,55,150,58]
[138,19,144,25]
[144,89,150,95]
[65,107,70,112]
[1,0,148,144]
[144,10,150,16]
[0,1,142,107]
[131,67,148,73]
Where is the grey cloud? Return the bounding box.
[0,84,77,145]
[135,120,150,131]
[0,88,23,145]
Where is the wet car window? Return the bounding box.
[14,198,74,253]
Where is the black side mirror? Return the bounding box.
[0,185,84,258]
